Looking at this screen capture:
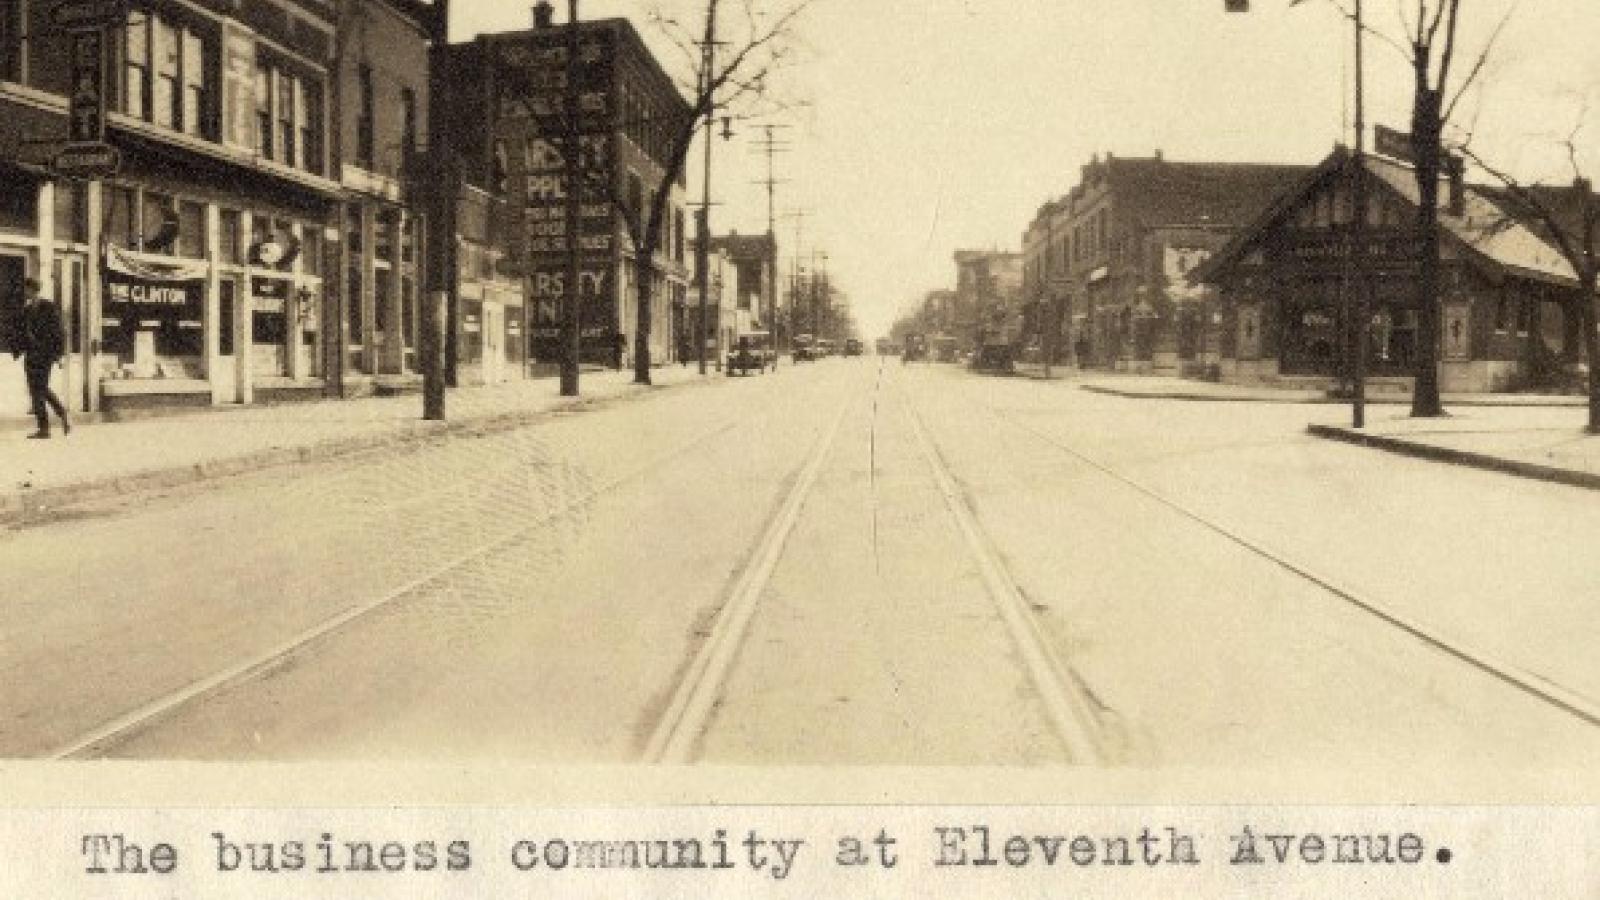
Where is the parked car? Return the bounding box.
[726,331,773,375]
[843,338,864,356]
[793,333,817,362]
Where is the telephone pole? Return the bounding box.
[751,124,791,362]
[559,0,582,396]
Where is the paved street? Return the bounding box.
[4,360,1599,765]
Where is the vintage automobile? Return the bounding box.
[931,334,959,363]
[793,333,817,362]
[902,333,927,363]
[726,331,773,375]
[815,338,836,357]
[843,338,864,356]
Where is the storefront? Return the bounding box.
[1194,149,1586,393]
[0,151,335,420]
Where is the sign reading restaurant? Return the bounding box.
[494,30,619,361]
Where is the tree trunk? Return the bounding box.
[633,252,654,385]
[1410,87,1445,417]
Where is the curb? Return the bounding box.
[1306,423,1600,492]
[0,381,677,527]
[1079,383,1587,408]
[1079,384,1329,404]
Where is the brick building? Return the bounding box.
[432,2,691,371]
[0,0,445,420]
[1022,152,1305,373]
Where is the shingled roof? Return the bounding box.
[1104,156,1311,229]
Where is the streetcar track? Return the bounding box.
[896,383,1109,765]
[957,384,1600,733]
[642,394,854,764]
[49,416,746,760]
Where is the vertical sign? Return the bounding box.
[68,27,105,144]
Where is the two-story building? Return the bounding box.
[1025,152,1305,373]
[0,0,447,419]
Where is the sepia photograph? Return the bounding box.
[1,0,1599,864]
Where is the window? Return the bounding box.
[278,69,297,167]
[400,87,417,162]
[254,56,324,172]
[356,63,375,169]
[181,30,205,136]
[674,209,686,263]
[254,63,272,158]
[152,18,178,128]
[301,81,324,174]
[177,201,205,259]
[124,15,149,120]
[220,209,241,264]
[121,11,213,136]
[0,3,19,82]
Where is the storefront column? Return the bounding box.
[288,222,305,380]
[37,181,66,409]
[383,213,404,374]
[359,205,376,375]
[236,211,254,405]
[84,180,103,414]
[204,203,223,403]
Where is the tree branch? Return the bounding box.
[1443,1,1516,123]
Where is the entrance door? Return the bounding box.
[482,303,503,384]
[51,255,88,411]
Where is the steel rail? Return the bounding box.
[643,395,852,764]
[978,394,1600,733]
[898,385,1109,765]
[48,416,744,760]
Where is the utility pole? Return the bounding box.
[559,0,582,396]
[751,124,791,367]
[1349,0,1368,429]
[694,10,721,376]
[779,208,809,354]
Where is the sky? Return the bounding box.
[451,0,1600,340]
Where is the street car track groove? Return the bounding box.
[643,395,853,764]
[47,416,745,761]
[974,395,1600,733]
[898,386,1110,765]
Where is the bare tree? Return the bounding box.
[1460,102,1600,430]
[612,0,814,385]
[1400,0,1514,416]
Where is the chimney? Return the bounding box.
[1446,155,1465,217]
[1154,149,1163,162]
[532,1,554,28]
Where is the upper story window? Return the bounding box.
[400,87,417,161]
[1,3,22,82]
[356,63,375,169]
[255,53,325,175]
[122,9,215,139]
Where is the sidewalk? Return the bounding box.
[2,366,709,524]
[1308,404,1600,492]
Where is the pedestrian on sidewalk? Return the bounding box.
[13,278,69,439]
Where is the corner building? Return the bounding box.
[432,4,691,372]
[0,0,444,419]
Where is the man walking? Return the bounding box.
[14,278,69,439]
